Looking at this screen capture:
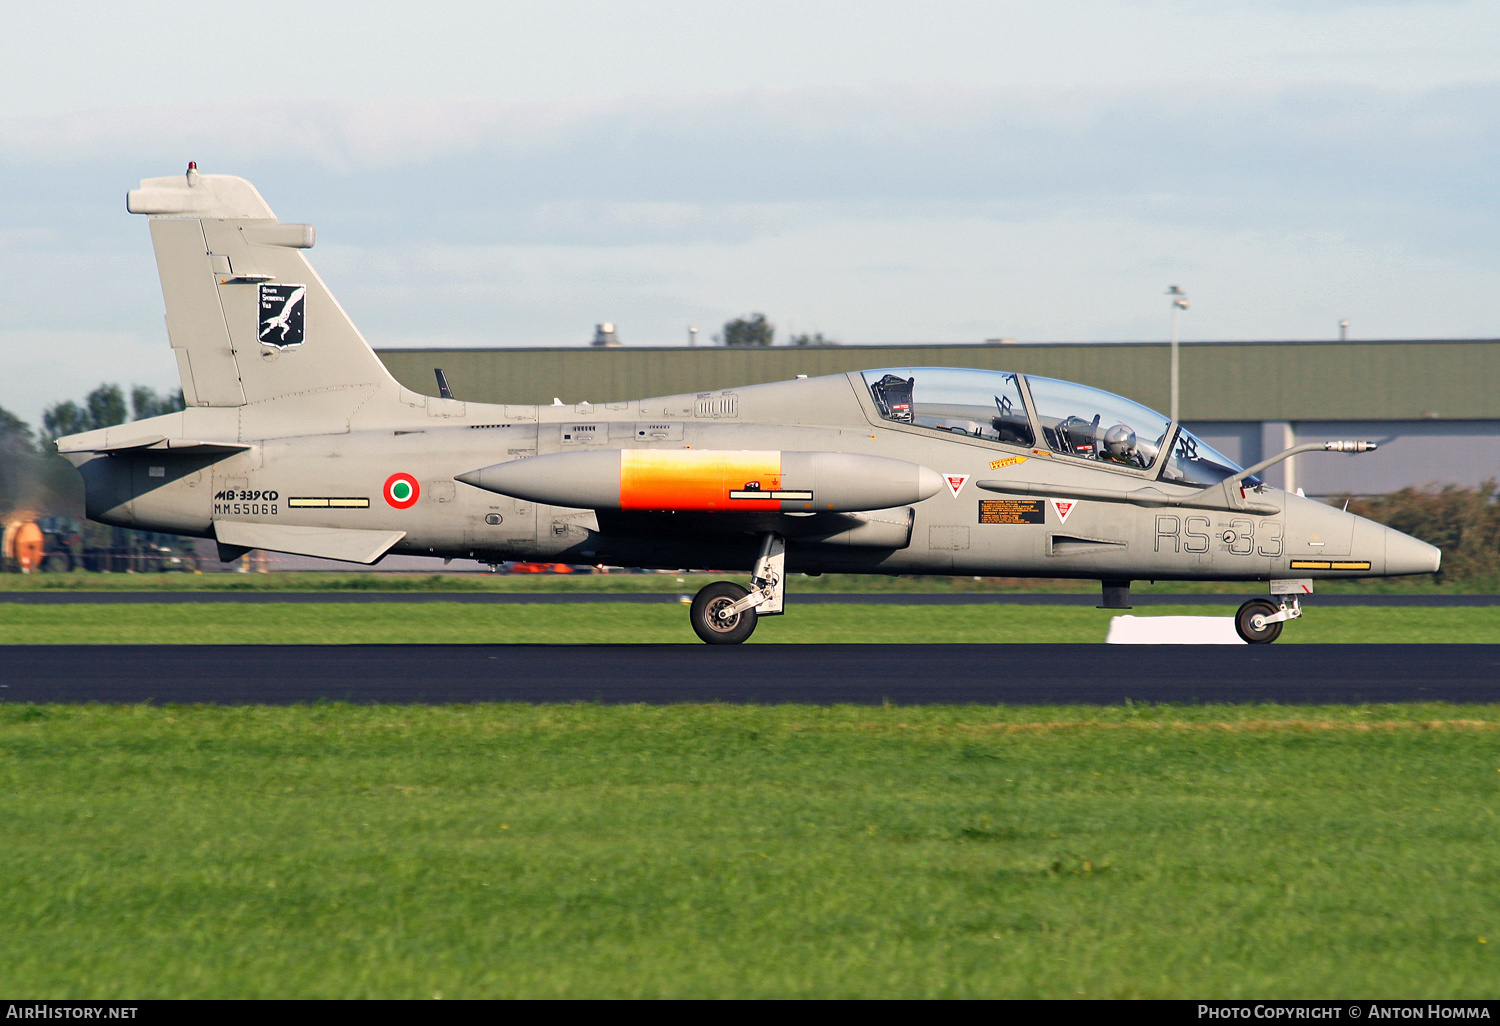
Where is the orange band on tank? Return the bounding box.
[619,450,783,510]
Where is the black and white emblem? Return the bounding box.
[258,284,306,349]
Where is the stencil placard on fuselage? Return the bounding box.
[1050,498,1080,524]
[978,499,1045,525]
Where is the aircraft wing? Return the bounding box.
[213,522,406,564]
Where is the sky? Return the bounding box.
[1,0,1497,428]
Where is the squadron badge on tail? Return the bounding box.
[259,284,306,349]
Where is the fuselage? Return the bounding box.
[67,369,1440,582]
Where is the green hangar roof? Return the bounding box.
[375,339,1500,422]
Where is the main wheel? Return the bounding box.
[690,581,758,645]
[1235,598,1283,644]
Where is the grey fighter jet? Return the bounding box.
[56,167,1441,644]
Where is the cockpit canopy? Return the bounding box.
[861,367,1250,487]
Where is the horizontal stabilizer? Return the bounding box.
[56,436,253,456]
[213,522,406,564]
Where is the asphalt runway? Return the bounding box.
[3,644,1498,705]
[3,591,1496,606]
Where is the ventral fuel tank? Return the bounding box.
[457,449,944,513]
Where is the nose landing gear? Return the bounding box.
[690,581,759,644]
[1234,595,1302,644]
[689,533,786,645]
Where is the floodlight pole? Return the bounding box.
[1166,285,1189,423]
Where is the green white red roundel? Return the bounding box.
[383,473,420,509]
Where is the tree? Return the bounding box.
[1347,483,1500,581]
[0,405,79,521]
[43,384,124,441]
[42,399,91,442]
[84,384,128,432]
[719,313,774,347]
[788,332,839,347]
[0,406,35,456]
[0,407,37,519]
[41,383,183,443]
[131,385,184,420]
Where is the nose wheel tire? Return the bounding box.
[1235,598,1284,644]
[690,582,758,645]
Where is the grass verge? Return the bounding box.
[1,702,1497,998]
[3,602,1499,644]
[2,570,1495,595]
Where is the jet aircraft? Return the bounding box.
[56,167,1441,643]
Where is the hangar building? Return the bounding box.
[376,339,1500,499]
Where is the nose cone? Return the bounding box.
[1383,524,1441,577]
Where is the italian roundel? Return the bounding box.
[384,473,420,509]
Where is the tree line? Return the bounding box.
[40,384,184,441]
[1,384,183,521]
[717,313,839,348]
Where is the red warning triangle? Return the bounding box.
[944,473,970,498]
[1050,498,1079,524]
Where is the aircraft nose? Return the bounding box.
[1384,524,1441,576]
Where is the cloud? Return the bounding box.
[3,80,1495,218]
[2,80,1497,424]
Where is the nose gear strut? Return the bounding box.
[718,533,786,619]
[688,533,786,645]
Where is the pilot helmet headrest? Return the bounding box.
[1104,423,1137,456]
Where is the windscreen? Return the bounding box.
[863,368,1034,447]
[1161,430,1249,487]
[1023,376,1170,470]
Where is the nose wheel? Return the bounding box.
[690,582,758,644]
[688,532,786,645]
[1235,596,1302,644]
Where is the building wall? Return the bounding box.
[1182,419,1500,496]
[378,339,1500,421]
[375,340,1500,496]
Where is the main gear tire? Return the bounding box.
[1235,598,1283,644]
[690,582,758,645]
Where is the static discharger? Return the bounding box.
[456,449,943,513]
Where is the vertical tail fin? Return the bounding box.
[128,165,400,413]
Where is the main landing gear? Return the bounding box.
[1235,595,1302,644]
[689,533,786,645]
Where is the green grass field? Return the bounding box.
[3,601,1499,644]
[1,702,1497,998]
[3,569,1497,594]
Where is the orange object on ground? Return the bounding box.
[7,521,44,573]
[619,450,782,511]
